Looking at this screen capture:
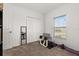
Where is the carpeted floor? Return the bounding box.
[3,41,76,56]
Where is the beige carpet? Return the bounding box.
[3,41,76,56]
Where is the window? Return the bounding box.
[54,15,66,39]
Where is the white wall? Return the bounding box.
[45,4,79,51]
[3,3,44,50]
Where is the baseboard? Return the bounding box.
[27,40,39,44]
[56,43,79,56]
[64,46,79,56]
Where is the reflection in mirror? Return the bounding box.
[54,15,66,39]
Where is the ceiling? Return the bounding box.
[15,3,65,14]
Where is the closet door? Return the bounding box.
[27,17,41,43]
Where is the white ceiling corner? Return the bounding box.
[14,3,65,14]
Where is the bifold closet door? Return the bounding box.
[27,17,41,43]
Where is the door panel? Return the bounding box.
[27,18,41,43]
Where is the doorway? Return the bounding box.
[0,11,2,56]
